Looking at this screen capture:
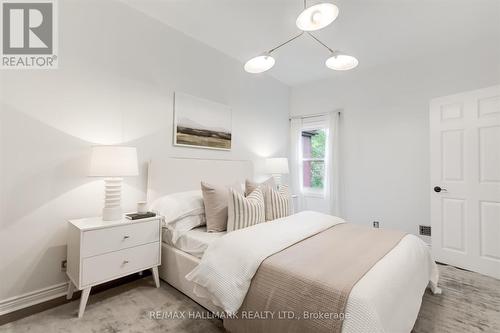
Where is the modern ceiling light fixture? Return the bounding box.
[244,1,358,74]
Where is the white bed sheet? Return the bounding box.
[162,227,226,259]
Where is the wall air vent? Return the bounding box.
[419,225,431,236]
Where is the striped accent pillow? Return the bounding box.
[227,188,265,232]
[265,185,290,221]
[245,177,276,221]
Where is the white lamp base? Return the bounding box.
[272,174,282,187]
[103,206,122,221]
[102,178,123,221]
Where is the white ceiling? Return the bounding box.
[121,0,500,86]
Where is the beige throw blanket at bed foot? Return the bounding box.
[224,223,406,333]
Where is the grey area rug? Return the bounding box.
[1,264,499,333]
[412,264,500,333]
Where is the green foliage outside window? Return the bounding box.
[310,161,325,188]
[311,129,326,188]
[311,129,326,159]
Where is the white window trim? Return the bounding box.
[302,187,326,198]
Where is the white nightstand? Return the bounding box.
[66,216,162,318]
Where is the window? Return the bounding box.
[301,128,327,195]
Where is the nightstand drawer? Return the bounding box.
[81,220,160,257]
[81,242,159,286]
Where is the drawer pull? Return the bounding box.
[123,260,129,264]
[123,235,130,240]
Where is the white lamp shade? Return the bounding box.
[296,3,339,31]
[326,53,359,70]
[89,146,139,177]
[265,158,289,174]
[244,55,275,74]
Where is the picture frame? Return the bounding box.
[173,92,232,151]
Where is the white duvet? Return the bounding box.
[186,211,440,333]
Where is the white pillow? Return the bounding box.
[167,214,206,244]
[149,190,205,226]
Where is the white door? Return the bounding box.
[430,85,500,279]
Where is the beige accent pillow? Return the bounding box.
[201,182,241,232]
[245,177,276,196]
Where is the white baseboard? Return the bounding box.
[0,282,68,316]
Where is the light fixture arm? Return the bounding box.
[307,32,335,53]
[268,32,304,54]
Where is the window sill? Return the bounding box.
[302,190,325,199]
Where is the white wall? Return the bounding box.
[0,0,289,303]
[291,51,500,237]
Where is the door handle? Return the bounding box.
[434,186,447,193]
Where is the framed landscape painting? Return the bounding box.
[173,92,232,150]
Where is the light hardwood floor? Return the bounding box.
[0,264,498,333]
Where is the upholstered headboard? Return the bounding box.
[147,157,253,202]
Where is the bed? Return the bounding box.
[148,158,440,333]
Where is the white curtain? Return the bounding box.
[326,111,341,216]
[289,118,304,212]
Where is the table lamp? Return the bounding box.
[89,146,139,221]
[265,157,289,186]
